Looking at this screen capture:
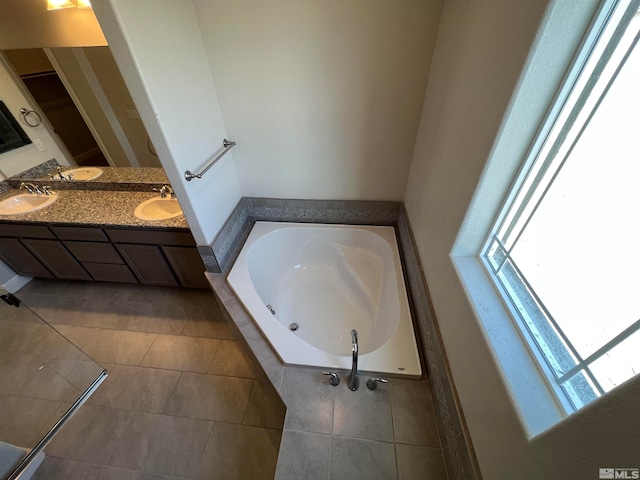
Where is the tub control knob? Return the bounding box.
[366,378,388,390]
[323,372,340,386]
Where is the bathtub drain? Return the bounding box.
[289,323,299,331]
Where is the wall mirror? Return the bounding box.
[1,46,163,181]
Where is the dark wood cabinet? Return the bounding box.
[0,237,53,278]
[0,222,208,288]
[63,240,138,283]
[82,263,138,283]
[162,246,210,288]
[116,244,178,286]
[21,239,91,280]
[63,241,124,264]
[106,228,207,288]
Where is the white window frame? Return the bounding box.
[481,0,640,412]
[450,0,634,436]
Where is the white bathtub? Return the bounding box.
[227,222,422,377]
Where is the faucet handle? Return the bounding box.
[42,186,53,195]
[322,372,340,386]
[366,378,388,390]
[153,184,174,198]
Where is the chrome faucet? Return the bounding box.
[19,182,41,194]
[155,184,175,198]
[347,329,359,391]
[56,166,66,180]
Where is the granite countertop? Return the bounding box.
[0,188,189,230]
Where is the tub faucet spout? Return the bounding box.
[347,329,359,391]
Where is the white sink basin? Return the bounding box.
[64,167,103,181]
[0,193,59,215]
[134,197,183,221]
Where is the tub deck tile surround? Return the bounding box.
[204,198,483,480]
[208,198,401,273]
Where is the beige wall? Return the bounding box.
[194,0,442,200]
[84,47,160,167]
[3,49,51,76]
[0,0,106,49]
[405,0,640,478]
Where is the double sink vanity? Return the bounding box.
[0,163,209,289]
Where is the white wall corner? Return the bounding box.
[91,0,242,245]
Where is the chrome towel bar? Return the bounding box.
[184,138,236,181]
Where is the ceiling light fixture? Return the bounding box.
[47,0,75,9]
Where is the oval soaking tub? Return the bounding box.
[227,222,421,377]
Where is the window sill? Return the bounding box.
[451,253,565,438]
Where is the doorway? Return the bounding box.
[4,49,108,167]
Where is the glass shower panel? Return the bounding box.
[0,295,106,480]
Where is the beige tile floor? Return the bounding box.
[11,279,284,480]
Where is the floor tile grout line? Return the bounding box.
[327,429,333,480]
[47,457,198,480]
[102,407,136,467]
[163,370,184,415]
[204,338,223,374]
[240,379,257,425]
[49,320,227,338]
[189,415,216,480]
[67,402,226,423]
[84,389,260,426]
[137,332,160,366]
[393,439,401,480]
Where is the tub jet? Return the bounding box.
[289,323,299,331]
[266,304,275,315]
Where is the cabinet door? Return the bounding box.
[0,238,53,278]
[63,241,125,264]
[21,239,91,281]
[161,246,209,289]
[83,263,139,283]
[115,244,178,286]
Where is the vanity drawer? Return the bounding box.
[51,226,109,242]
[0,224,54,239]
[63,241,124,264]
[83,263,138,283]
[105,228,195,246]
